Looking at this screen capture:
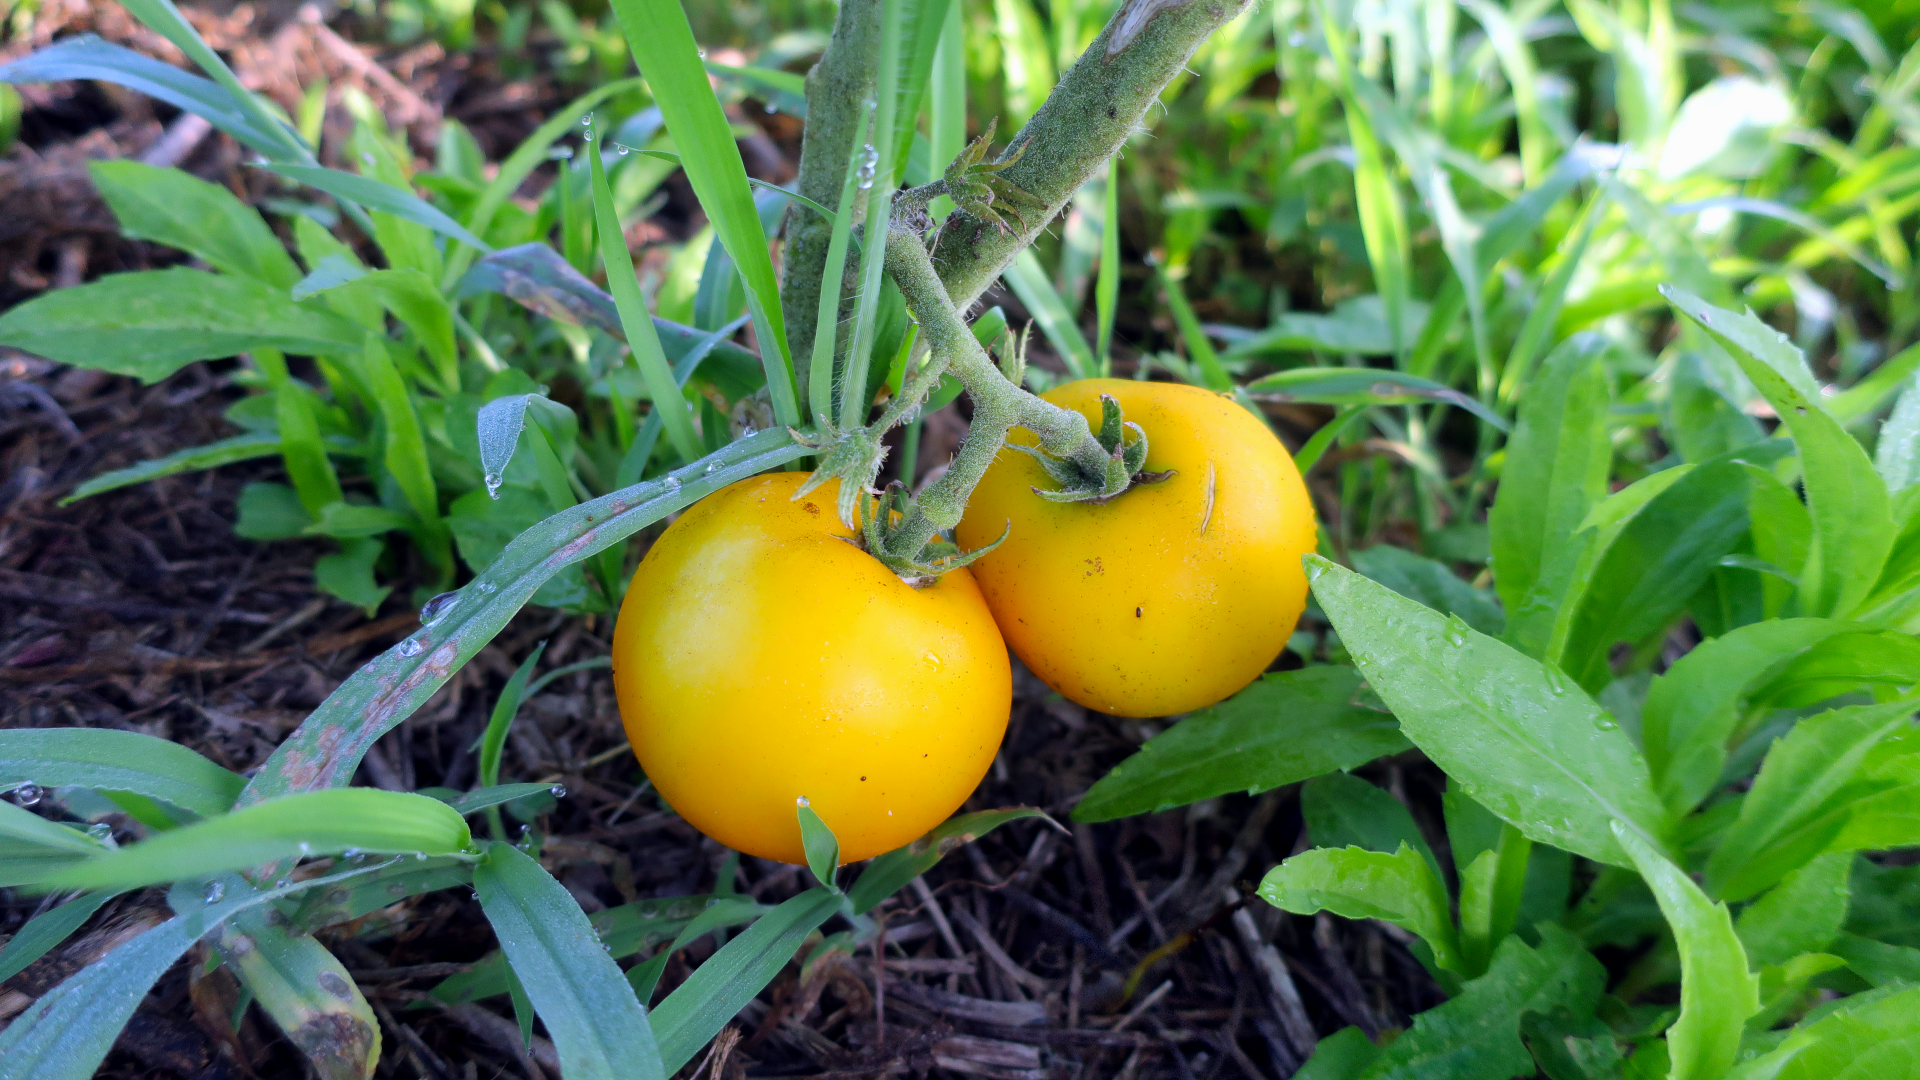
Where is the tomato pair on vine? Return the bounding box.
[612,379,1316,864]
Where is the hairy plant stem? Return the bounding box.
[881,228,1110,559]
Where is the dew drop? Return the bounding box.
[298,841,313,855]
[1443,616,1469,647]
[581,115,592,126]
[398,638,425,658]
[1595,713,1619,732]
[344,848,364,859]
[203,881,226,904]
[550,785,568,799]
[796,795,812,808]
[922,652,942,672]
[476,582,497,594]
[664,476,682,491]
[420,591,460,624]
[87,822,113,840]
[275,878,291,889]
[415,852,429,861]
[12,783,42,807]
[741,423,757,437]
[617,145,630,156]
[484,471,505,499]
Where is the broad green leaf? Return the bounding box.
[1456,827,1534,978]
[1728,982,1920,1080]
[1307,557,1669,867]
[1665,286,1895,619]
[796,798,841,892]
[39,788,472,893]
[474,842,665,1080]
[0,728,243,819]
[1829,731,1920,852]
[1873,376,1920,490]
[314,538,392,615]
[61,433,285,505]
[1301,772,1439,875]
[358,335,442,528]
[0,269,363,382]
[0,801,108,857]
[301,267,458,389]
[1752,629,1920,706]
[238,431,809,806]
[604,0,798,428]
[1641,619,1855,815]
[1560,454,1764,691]
[1354,927,1606,1080]
[1259,842,1463,972]
[1847,856,1920,948]
[1748,462,1814,616]
[847,807,1048,914]
[1352,545,1505,636]
[1488,335,1611,660]
[1706,697,1919,901]
[1736,852,1852,968]
[1073,667,1408,823]
[0,890,113,983]
[91,160,300,287]
[269,164,490,251]
[0,36,285,155]
[1244,367,1507,432]
[1828,934,1920,988]
[649,886,841,1072]
[1613,822,1758,1080]
[1003,250,1099,381]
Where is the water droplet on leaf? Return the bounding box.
[398,638,425,658]
[12,783,42,807]
[420,591,460,624]
[203,881,225,904]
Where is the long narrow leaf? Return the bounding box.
[61,433,285,505]
[238,431,808,807]
[268,165,490,252]
[0,729,243,819]
[476,842,666,1080]
[838,0,906,428]
[1004,250,1099,381]
[0,890,114,984]
[605,0,799,427]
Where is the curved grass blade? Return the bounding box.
[215,910,380,1080]
[0,36,282,155]
[808,100,877,424]
[38,789,472,893]
[475,842,666,1080]
[1004,250,1099,382]
[836,0,906,429]
[649,887,842,1072]
[848,808,1049,914]
[0,729,244,819]
[267,165,490,252]
[433,784,556,816]
[626,898,770,1003]
[61,433,285,505]
[588,128,702,462]
[0,890,115,984]
[237,430,808,808]
[1245,367,1508,431]
[605,0,799,427]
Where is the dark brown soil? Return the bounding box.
[0,6,1439,1077]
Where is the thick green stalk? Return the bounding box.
[926,0,1255,309]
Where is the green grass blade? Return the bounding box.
[475,842,666,1080]
[61,433,283,505]
[1004,250,1098,381]
[605,0,799,428]
[649,887,842,1072]
[1496,185,1609,405]
[588,130,703,462]
[237,431,808,807]
[0,891,114,984]
[116,0,304,160]
[38,789,472,893]
[1095,161,1120,370]
[479,644,547,789]
[0,729,243,819]
[838,0,906,430]
[359,334,441,525]
[1157,263,1230,390]
[1313,0,1413,366]
[927,0,965,220]
[269,165,491,252]
[809,102,878,425]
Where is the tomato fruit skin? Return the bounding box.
[955,379,1317,717]
[611,473,1011,865]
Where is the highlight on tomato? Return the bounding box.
[956,378,1318,718]
[611,472,1012,864]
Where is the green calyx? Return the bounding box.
[1009,395,1169,503]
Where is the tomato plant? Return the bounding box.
[956,378,1318,716]
[611,473,1010,863]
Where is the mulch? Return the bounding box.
[0,5,1442,1077]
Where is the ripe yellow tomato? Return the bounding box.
[612,472,1011,864]
[955,379,1317,717]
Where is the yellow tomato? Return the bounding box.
[955,379,1317,717]
[612,472,1011,864]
